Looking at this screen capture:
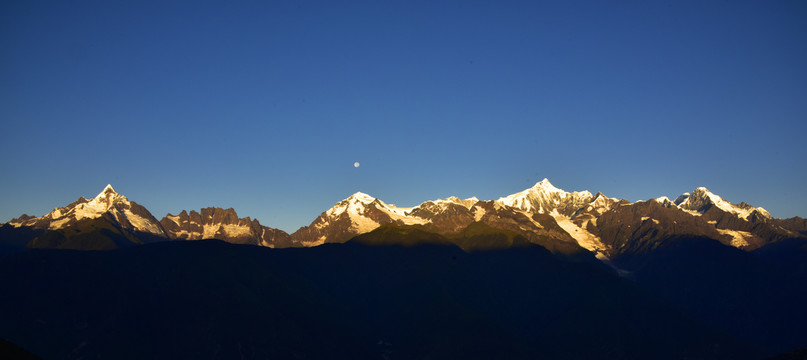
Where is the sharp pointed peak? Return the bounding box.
[529,178,563,193]
[94,184,119,199]
[689,187,722,202]
[536,178,553,186]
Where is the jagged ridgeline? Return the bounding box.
[3,180,805,258]
[2,181,807,358]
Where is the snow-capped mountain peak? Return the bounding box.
[533,178,560,191]
[674,192,690,205]
[677,187,726,211]
[326,192,377,218]
[650,196,674,206]
[497,178,594,215]
[79,184,128,218]
[432,196,478,210]
[93,184,118,202]
[348,191,376,204]
[8,180,799,257]
[7,184,166,236]
[753,207,771,218]
[676,187,767,220]
[99,184,117,196]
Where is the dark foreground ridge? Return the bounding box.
[0,234,760,360]
[0,337,40,359]
[2,223,806,359]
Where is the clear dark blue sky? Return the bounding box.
[2,1,806,231]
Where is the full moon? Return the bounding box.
[353,162,360,168]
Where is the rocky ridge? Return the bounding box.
[161,208,291,247]
[8,185,166,237]
[5,180,805,258]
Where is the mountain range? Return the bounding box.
[4,179,806,259]
[2,179,807,359]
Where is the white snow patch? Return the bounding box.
[755,207,771,218]
[221,224,252,237]
[497,178,593,214]
[433,196,476,209]
[551,211,607,254]
[74,202,108,220]
[300,237,327,247]
[473,206,486,222]
[314,220,330,229]
[640,217,661,225]
[681,209,702,217]
[519,210,544,229]
[716,228,755,248]
[165,215,181,226]
[124,210,163,235]
[325,202,348,217]
[49,217,72,229]
[203,225,220,239]
[679,187,764,220]
[350,192,377,204]
[378,201,427,225]
[173,230,200,239]
[347,200,380,233]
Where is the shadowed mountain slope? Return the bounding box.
[614,236,807,356]
[0,238,751,360]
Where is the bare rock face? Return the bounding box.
[161,207,289,247]
[6,180,806,256]
[594,200,724,256]
[410,200,476,233]
[286,192,585,255]
[289,192,407,247]
[271,180,807,257]
[772,217,807,237]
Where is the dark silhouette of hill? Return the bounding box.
[614,236,807,356]
[350,221,534,251]
[764,348,807,360]
[0,225,44,254]
[23,216,171,251]
[0,337,40,359]
[753,238,807,279]
[0,227,753,359]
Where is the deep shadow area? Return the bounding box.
[0,225,45,254]
[614,236,807,356]
[0,237,755,360]
[24,216,169,250]
[0,337,41,359]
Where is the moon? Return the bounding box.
[353,162,360,168]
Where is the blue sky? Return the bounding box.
[2,1,805,232]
